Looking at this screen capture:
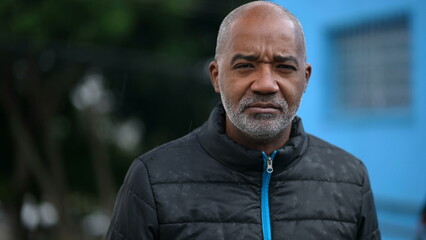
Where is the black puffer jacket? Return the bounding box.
[107,104,380,240]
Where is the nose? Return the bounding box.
[250,64,279,95]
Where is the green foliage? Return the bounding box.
[0,0,250,238]
[0,0,137,45]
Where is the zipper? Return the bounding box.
[261,150,277,240]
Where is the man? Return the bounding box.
[107,1,380,239]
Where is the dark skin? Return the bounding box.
[209,4,312,155]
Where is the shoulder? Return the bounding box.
[135,127,202,165]
[126,127,220,183]
[307,133,365,167]
[294,134,368,186]
[116,130,203,202]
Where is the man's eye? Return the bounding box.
[234,63,254,69]
[277,64,296,71]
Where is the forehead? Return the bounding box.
[226,15,300,56]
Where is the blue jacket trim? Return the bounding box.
[261,150,277,240]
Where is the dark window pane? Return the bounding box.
[331,16,411,111]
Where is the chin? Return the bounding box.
[251,113,279,120]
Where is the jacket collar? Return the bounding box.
[197,103,308,177]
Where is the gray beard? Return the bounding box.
[221,93,299,141]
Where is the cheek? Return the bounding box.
[278,78,306,104]
[219,76,249,102]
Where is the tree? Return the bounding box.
[0,0,250,239]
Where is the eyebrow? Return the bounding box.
[230,54,259,65]
[274,55,299,67]
[230,53,299,67]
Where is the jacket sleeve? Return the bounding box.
[106,159,159,240]
[356,164,381,240]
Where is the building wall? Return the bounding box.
[273,0,426,239]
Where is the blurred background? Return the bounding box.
[0,0,425,239]
[277,0,426,239]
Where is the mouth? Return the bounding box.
[245,102,281,114]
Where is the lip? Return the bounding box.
[248,102,280,109]
[245,102,281,114]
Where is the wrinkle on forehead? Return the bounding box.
[227,23,297,47]
[222,18,301,63]
[215,2,306,61]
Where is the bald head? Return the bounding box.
[215,1,306,61]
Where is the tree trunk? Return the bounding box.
[86,109,116,213]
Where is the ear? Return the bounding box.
[209,60,220,93]
[303,63,312,92]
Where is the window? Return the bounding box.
[330,15,411,113]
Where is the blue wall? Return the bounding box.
[273,0,426,238]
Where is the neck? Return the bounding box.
[225,115,292,156]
